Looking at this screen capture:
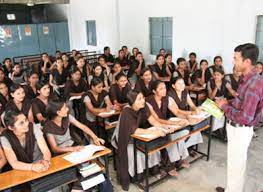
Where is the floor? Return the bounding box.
[110,128,263,192]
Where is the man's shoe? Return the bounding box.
[215,186,225,192]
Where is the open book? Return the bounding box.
[63,145,105,164]
[69,95,82,101]
[201,98,224,119]
[98,110,115,117]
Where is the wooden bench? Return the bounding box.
[0,147,112,191]
[131,121,212,192]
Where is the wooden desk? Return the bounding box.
[131,120,212,192]
[188,86,207,106]
[0,148,112,191]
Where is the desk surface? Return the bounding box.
[0,147,111,190]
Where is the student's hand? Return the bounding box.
[69,146,84,152]
[215,98,228,108]
[92,137,105,146]
[177,119,189,127]
[39,160,50,169]
[155,129,166,137]
[31,162,48,173]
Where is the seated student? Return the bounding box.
[256,61,263,75]
[0,110,51,173]
[129,47,139,63]
[0,82,10,116]
[61,53,72,78]
[134,67,154,97]
[49,57,68,97]
[111,90,166,191]
[150,54,171,82]
[69,49,78,64]
[5,84,34,122]
[0,68,13,88]
[208,56,225,77]
[0,146,7,171]
[122,45,131,60]
[173,58,191,87]
[159,48,166,57]
[23,71,39,100]
[102,46,114,65]
[55,50,62,60]
[109,62,122,85]
[145,81,191,173]
[2,58,13,77]
[38,52,53,81]
[88,64,109,91]
[114,49,130,68]
[187,52,198,73]
[83,78,114,139]
[165,53,176,75]
[32,82,51,124]
[10,63,27,85]
[168,77,206,151]
[98,55,111,78]
[127,52,145,87]
[224,67,242,99]
[191,59,211,86]
[76,56,89,82]
[109,73,131,109]
[64,68,88,100]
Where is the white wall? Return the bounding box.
[66,0,120,54]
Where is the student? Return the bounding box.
[38,53,53,81]
[102,46,114,64]
[23,71,39,100]
[64,68,88,100]
[115,49,130,67]
[10,63,27,85]
[109,62,123,85]
[0,68,13,88]
[173,58,191,86]
[165,53,176,74]
[134,67,154,97]
[191,59,211,86]
[69,49,78,64]
[145,81,191,173]
[88,64,109,91]
[55,50,62,60]
[122,45,131,60]
[159,48,166,57]
[0,82,10,116]
[0,146,7,171]
[5,84,34,123]
[111,90,166,191]
[61,53,72,78]
[49,57,68,97]
[2,58,13,77]
[256,61,263,75]
[127,52,145,87]
[83,78,114,139]
[98,55,111,77]
[0,110,51,172]
[168,77,206,150]
[129,47,139,62]
[187,52,198,73]
[208,56,225,77]
[109,73,131,109]
[32,82,51,124]
[76,56,89,82]
[150,54,171,82]
[224,67,242,99]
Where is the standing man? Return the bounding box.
[216,43,263,192]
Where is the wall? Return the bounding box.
[66,0,120,54]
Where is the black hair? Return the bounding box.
[41,52,48,56]
[165,53,172,59]
[36,81,49,91]
[127,90,141,106]
[113,61,121,67]
[56,57,63,62]
[171,76,184,85]
[3,58,11,64]
[115,72,127,81]
[122,45,128,49]
[152,80,164,91]
[56,50,61,53]
[104,46,110,52]
[234,43,259,65]
[4,110,24,128]
[140,67,152,76]
[156,54,164,60]
[189,52,197,57]
[13,63,21,67]
[76,56,85,62]
[213,68,224,75]
[10,83,23,94]
[61,53,68,57]
[136,52,142,56]
[213,56,222,63]
[132,47,139,52]
[256,61,263,66]
[70,66,81,75]
[98,55,106,61]
[176,57,186,65]
[28,70,39,78]
[159,48,166,52]
[46,99,65,120]
[118,49,124,54]
[200,59,208,66]
[90,77,103,87]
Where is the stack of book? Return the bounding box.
[79,162,102,178]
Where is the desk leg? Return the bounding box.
[207,125,212,161]
[196,93,199,106]
[104,155,109,178]
[144,143,149,192]
[134,139,138,182]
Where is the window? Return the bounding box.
[149,17,173,55]
[256,16,263,62]
[86,20,97,46]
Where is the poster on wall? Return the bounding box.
[25,26,32,36]
[43,26,49,35]
[4,28,12,38]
